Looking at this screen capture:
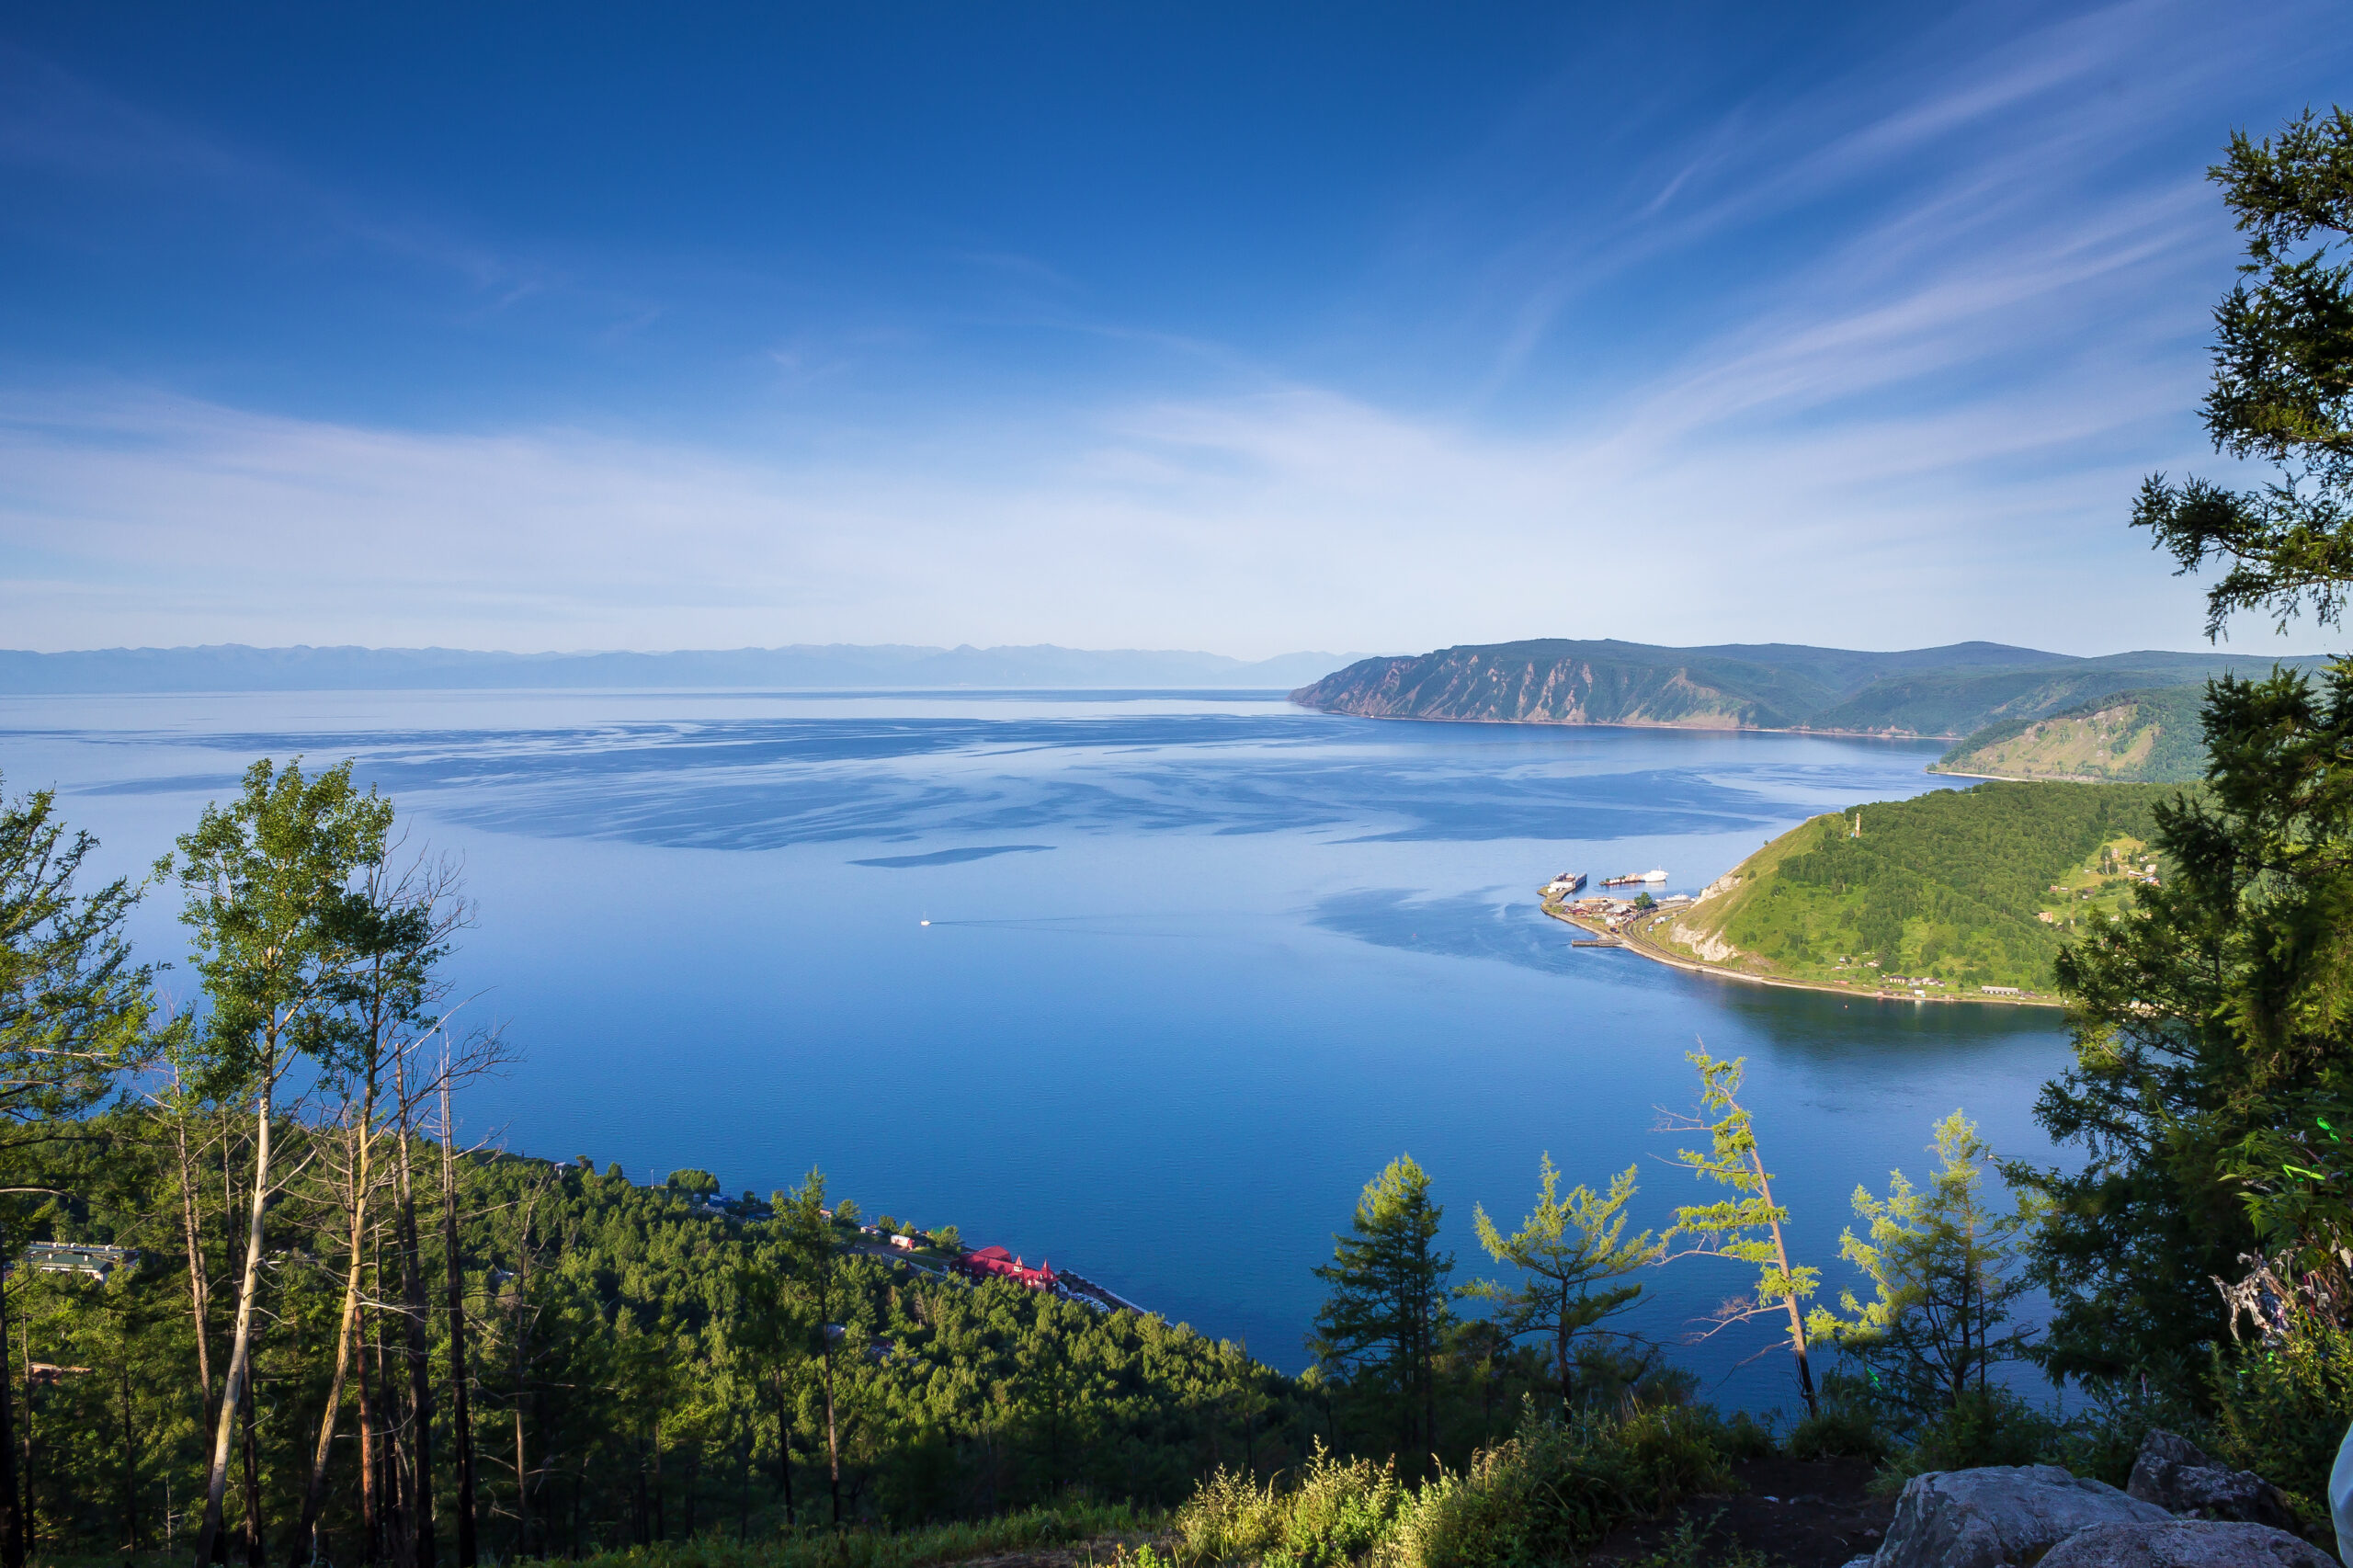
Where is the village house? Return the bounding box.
[959,1244,1060,1290]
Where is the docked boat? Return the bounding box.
[1542,871,1587,895]
[1601,869,1669,888]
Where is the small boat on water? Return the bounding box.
[1601,869,1669,888]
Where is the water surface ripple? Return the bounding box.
[2,689,2070,1410]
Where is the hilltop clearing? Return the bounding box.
[1639,780,2177,997]
[1290,640,2311,738]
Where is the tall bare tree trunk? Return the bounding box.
[298,1090,376,1562]
[397,1135,434,1568]
[358,1300,379,1565]
[195,1078,275,1568]
[511,1408,527,1560]
[239,1375,263,1567]
[820,1336,840,1527]
[1749,1150,1819,1420]
[440,1082,476,1567]
[175,1111,215,1416]
[771,1379,792,1521]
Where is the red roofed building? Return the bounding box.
[959,1244,1059,1291]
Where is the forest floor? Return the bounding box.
[1587,1454,1895,1567]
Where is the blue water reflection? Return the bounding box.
[1,688,2070,1415]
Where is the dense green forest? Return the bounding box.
[1656,781,2176,993]
[13,1118,1329,1557]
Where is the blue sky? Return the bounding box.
[3,0,2347,656]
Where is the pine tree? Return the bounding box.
[1310,1156,1451,1472]
[1808,1111,2043,1423]
[1462,1156,1660,1411]
[1664,1051,1821,1418]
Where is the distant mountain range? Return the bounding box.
[0,643,1366,694]
[1290,639,2321,740]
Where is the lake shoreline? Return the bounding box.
[1540,902,2066,1010]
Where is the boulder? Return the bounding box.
[1873,1464,2169,1568]
[2038,1519,2336,1567]
[2128,1430,2301,1531]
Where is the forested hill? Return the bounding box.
[1654,780,2178,995]
[1290,640,2311,738]
[1935,686,2207,783]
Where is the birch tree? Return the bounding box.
[171,759,391,1567]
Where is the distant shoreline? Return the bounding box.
[1294,706,1969,742]
[1539,902,2065,1010]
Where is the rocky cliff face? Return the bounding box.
[1291,645,1805,729]
[1290,642,2306,740]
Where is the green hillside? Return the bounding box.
[1934,686,2207,783]
[1292,640,2311,738]
[1653,781,2178,995]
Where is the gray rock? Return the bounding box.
[2129,1430,2302,1532]
[2038,1519,2336,1567]
[1874,1464,2170,1568]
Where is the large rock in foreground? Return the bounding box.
[2128,1430,2301,1531]
[2038,1519,2335,1567]
[1873,1465,2168,1568]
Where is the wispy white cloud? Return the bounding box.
[1,3,2342,659]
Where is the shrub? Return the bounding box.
[1174,1404,1737,1568]
[2043,1375,2207,1488]
[1785,1369,1893,1463]
[1887,1386,2060,1478]
[1381,1405,1732,1568]
[2211,1318,2353,1528]
[1173,1445,1406,1568]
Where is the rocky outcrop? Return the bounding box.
[2037,1519,2335,1567]
[1870,1465,2168,1568]
[2128,1431,2300,1531]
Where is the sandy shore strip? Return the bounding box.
[1539,903,2064,1010]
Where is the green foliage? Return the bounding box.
[2022,665,2353,1390]
[667,1169,722,1195]
[1688,781,2174,992]
[1172,1404,1735,1568]
[1664,1052,1821,1417]
[2210,1316,2353,1528]
[1311,1156,1453,1472]
[0,774,160,1131]
[1886,1386,2063,1479]
[1806,1112,2043,1424]
[1462,1156,1660,1410]
[1173,1447,1407,1568]
[2132,107,2353,637]
[1782,1370,1891,1464]
[562,1496,1161,1568]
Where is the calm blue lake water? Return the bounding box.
[1,688,2073,1413]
